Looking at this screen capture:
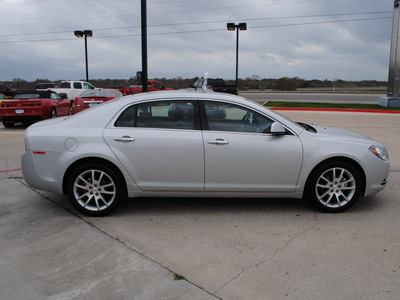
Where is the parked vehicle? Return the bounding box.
[50,81,95,102]
[0,84,17,98]
[116,80,173,95]
[36,82,59,90]
[21,91,389,216]
[191,78,238,95]
[0,93,6,103]
[0,90,70,127]
[71,88,123,115]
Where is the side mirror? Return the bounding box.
[59,93,68,100]
[270,122,286,136]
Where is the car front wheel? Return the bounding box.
[306,161,362,212]
[67,163,125,216]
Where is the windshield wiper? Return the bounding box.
[297,122,317,133]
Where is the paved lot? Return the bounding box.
[0,109,399,300]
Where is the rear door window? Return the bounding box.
[115,100,196,130]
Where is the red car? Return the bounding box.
[71,88,123,115]
[0,90,70,128]
[116,80,173,95]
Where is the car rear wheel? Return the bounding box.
[67,163,125,216]
[50,108,57,118]
[2,120,15,128]
[306,161,362,212]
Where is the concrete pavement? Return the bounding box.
[1,110,399,299]
[0,178,217,300]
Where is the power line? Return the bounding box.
[0,15,391,44]
[0,11,391,38]
[250,16,392,29]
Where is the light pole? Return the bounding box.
[227,22,247,88]
[74,30,93,82]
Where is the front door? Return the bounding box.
[202,101,303,192]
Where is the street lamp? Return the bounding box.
[227,22,247,88]
[74,30,93,82]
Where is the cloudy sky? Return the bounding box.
[0,0,395,82]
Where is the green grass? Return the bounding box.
[264,101,400,111]
[173,273,187,281]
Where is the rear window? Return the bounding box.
[36,83,58,89]
[81,90,115,97]
[14,94,41,99]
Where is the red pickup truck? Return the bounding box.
[117,80,173,95]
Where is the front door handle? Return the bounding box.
[208,139,229,145]
[114,136,135,143]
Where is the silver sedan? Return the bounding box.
[21,91,390,216]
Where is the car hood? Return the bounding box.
[311,124,378,144]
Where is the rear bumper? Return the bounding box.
[71,107,86,115]
[21,151,63,194]
[2,115,43,123]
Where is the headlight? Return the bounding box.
[369,145,389,161]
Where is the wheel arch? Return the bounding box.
[62,157,128,195]
[305,156,366,196]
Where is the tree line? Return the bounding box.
[2,76,387,91]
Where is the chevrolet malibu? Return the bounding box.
[21,91,390,216]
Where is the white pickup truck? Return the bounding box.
[50,81,95,102]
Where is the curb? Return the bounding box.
[0,168,22,173]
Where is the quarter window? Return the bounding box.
[115,101,195,130]
[204,101,274,133]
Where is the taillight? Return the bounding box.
[33,151,46,155]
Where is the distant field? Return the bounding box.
[244,89,387,94]
[265,101,400,111]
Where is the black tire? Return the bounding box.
[50,108,57,118]
[2,120,15,128]
[67,163,126,216]
[306,161,362,213]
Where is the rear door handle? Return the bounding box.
[208,139,229,145]
[114,136,135,143]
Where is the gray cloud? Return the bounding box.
[0,0,394,81]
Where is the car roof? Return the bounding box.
[124,89,244,101]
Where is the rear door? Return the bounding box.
[103,99,205,191]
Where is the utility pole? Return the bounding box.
[379,0,400,107]
[141,0,148,92]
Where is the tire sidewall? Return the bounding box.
[2,120,15,128]
[51,108,57,118]
[306,161,362,213]
[67,163,125,216]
